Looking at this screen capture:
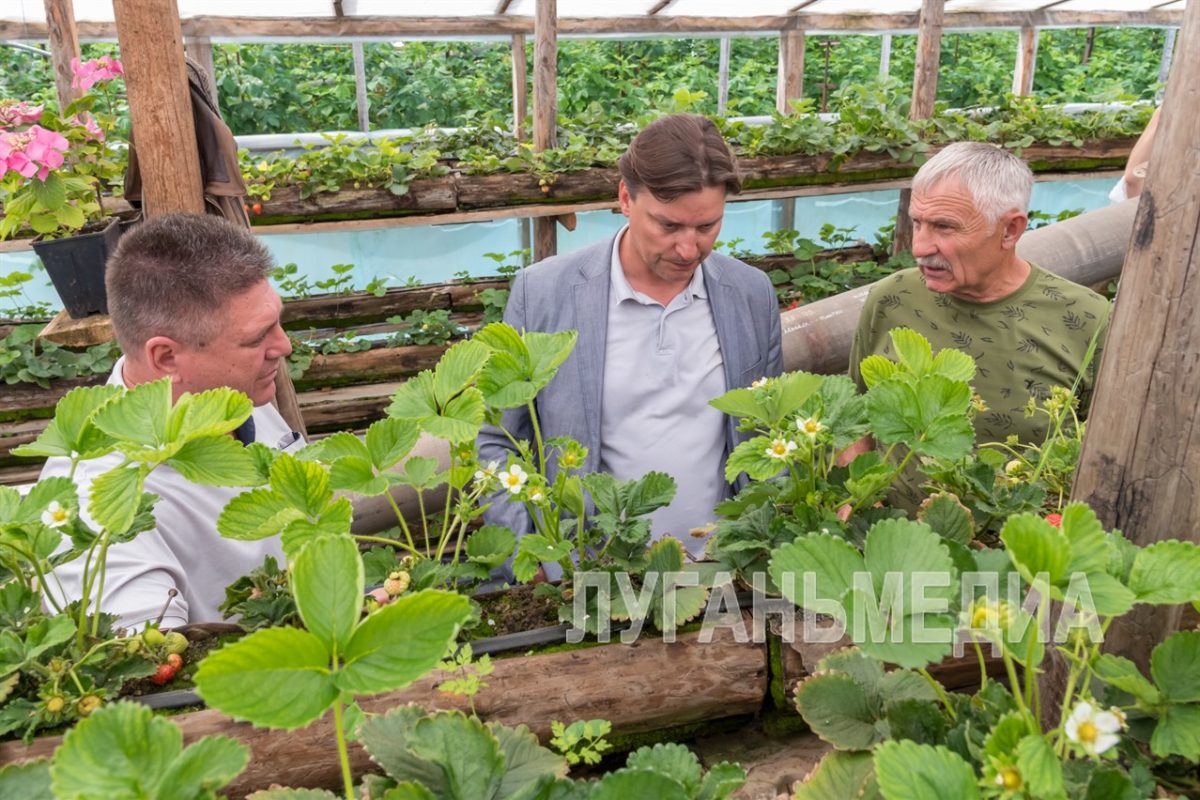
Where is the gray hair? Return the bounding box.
[106,213,274,353]
[911,142,1034,227]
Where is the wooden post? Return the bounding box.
[112,0,204,216]
[1071,0,1200,672]
[717,36,731,116]
[879,32,892,79]
[511,33,527,141]
[42,0,82,109]
[352,42,369,132]
[892,0,944,255]
[775,28,805,115]
[1012,25,1038,96]
[532,0,557,261]
[185,35,215,87]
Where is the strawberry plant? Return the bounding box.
[0,380,261,737]
[194,534,472,800]
[778,503,1200,798]
[0,700,248,800]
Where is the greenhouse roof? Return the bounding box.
[0,0,1185,41]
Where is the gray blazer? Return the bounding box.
[476,234,784,535]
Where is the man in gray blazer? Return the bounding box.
[477,114,783,558]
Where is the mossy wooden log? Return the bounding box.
[455,167,621,208]
[0,377,101,422]
[292,343,450,391]
[296,381,400,434]
[0,618,768,797]
[280,279,506,330]
[259,176,457,218]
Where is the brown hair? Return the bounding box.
[105,213,273,354]
[618,113,741,202]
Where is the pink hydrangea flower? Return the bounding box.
[0,125,69,181]
[70,55,124,92]
[0,100,44,129]
[69,112,105,142]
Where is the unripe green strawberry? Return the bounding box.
[164,632,189,655]
[77,695,101,715]
[125,637,142,655]
[142,627,165,648]
[383,571,410,597]
[45,695,65,714]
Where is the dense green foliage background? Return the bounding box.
[0,27,1167,135]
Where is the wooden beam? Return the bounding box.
[112,0,204,217]
[184,36,216,87]
[3,11,1187,41]
[893,0,944,256]
[352,41,369,132]
[1012,24,1038,96]
[512,33,527,142]
[776,28,805,115]
[42,0,82,109]
[533,0,557,261]
[1071,0,1200,672]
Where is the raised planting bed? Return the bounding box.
[0,611,769,797]
[247,140,1135,225]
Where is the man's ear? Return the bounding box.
[143,335,186,378]
[998,210,1028,250]
[618,180,633,217]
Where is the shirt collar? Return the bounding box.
[609,225,707,305]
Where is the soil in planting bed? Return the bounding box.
[466,584,561,640]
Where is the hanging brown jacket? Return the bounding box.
[123,57,250,228]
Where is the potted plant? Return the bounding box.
[0,55,129,318]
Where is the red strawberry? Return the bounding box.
[1045,513,1063,528]
[150,663,176,685]
[166,653,183,670]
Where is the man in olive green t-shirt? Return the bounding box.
[847,142,1110,503]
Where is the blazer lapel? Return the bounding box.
[704,258,738,391]
[572,242,612,462]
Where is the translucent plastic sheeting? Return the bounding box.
[0,0,1185,23]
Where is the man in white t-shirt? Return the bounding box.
[42,214,302,629]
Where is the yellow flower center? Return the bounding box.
[772,443,788,456]
[1000,768,1022,790]
[505,474,521,487]
[803,421,819,434]
[50,508,68,522]
[1077,720,1097,743]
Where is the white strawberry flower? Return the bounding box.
[473,460,500,490]
[527,486,546,504]
[498,464,528,494]
[765,438,798,460]
[1065,700,1124,757]
[750,377,770,389]
[41,501,71,529]
[796,416,825,439]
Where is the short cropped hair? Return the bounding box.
[912,141,1034,227]
[618,113,742,202]
[106,213,273,353]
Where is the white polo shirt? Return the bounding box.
[42,358,304,629]
[598,228,729,557]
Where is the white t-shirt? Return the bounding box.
[42,359,304,629]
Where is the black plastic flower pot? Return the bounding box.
[31,218,125,319]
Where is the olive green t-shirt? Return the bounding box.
[850,265,1111,446]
